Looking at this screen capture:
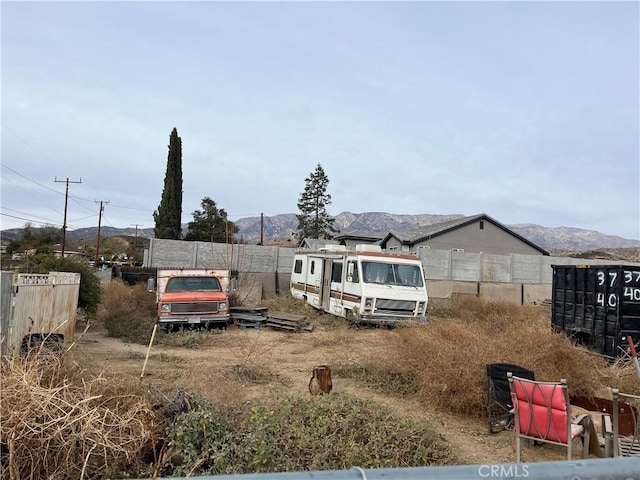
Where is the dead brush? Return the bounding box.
[596,355,640,396]
[153,365,247,406]
[0,354,157,479]
[227,332,275,383]
[383,297,630,418]
[97,280,156,344]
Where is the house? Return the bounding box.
[333,231,385,249]
[379,214,549,256]
[52,245,88,260]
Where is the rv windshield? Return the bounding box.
[165,277,221,292]
[361,261,424,287]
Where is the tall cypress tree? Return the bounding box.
[154,128,183,239]
[296,163,337,244]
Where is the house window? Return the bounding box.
[452,248,465,252]
[480,221,484,230]
[294,259,303,274]
[402,245,410,252]
[388,246,398,251]
[310,260,315,275]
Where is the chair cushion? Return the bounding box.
[512,378,571,443]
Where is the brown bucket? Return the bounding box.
[309,365,332,395]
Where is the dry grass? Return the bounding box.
[259,294,344,329]
[0,354,157,479]
[54,285,640,475]
[368,297,640,418]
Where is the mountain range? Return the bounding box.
[2,212,639,251]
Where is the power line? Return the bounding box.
[0,163,147,215]
[1,167,66,218]
[1,124,58,166]
[0,207,57,224]
[0,212,62,227]
[68,195,100,213]
[1,162,63,195]
[68,214,98,223]
[107,203,154,212]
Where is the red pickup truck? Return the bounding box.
[152,269,230,329]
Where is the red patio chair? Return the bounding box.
[508,373,590,462]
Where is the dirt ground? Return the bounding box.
[70,319,585,468]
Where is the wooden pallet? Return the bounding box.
[230,312,266,330]
[265,311,314,332]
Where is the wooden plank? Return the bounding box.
[231,313,265,322]
[265,322,299,331]
[268,311,306,322]
[266,318,303,327]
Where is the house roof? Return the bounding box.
[334,231,386,243]
[380,213,550,255]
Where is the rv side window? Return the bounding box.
[294,259,303,274]
[347,261,359,283]
[331,262,343,283]
[310,260,315,275]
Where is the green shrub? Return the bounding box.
[162,393,452,477]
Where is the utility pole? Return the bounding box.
[260,212,264,246]
[131,223,143,264]
[54,177,82,258]
[94,200,109,267]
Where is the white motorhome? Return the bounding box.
[290,245,428,325]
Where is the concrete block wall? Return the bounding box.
[479,282,523,304]
[418,249,450,280]
[524,284,552,305]
[482,254,511,282]
[144,238,638,304]
[451,251,481,281]
[425,280,479,299]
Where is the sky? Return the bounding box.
[1,0,639,240]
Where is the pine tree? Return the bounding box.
[184,197,238,243]
[153,128,183,239]
[296,163,338,243]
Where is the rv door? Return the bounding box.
[322,260,332,311]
